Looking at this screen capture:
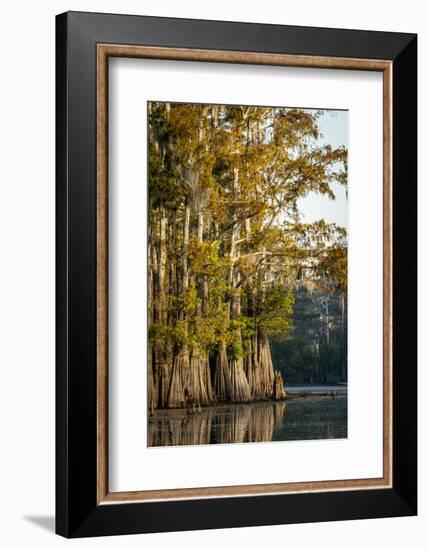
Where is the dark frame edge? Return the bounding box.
[69,489,414,538]
[392,34,418,515]
[55,11,69,538]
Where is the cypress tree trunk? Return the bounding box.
[245,335,264,399]
[273,370,286,400]
[158,213,173,406]
[191,209,215,404]
[188,347,211,406]
[167,203,190,408]
[147,223,157,412]
[258,333,275,398]
[228,167,252,403]
[214,340,232,401]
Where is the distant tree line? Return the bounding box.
[271,283,347,384]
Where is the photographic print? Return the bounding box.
[147,101,348,447]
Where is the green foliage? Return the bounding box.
[170,320,189,347]
[319,342,342,381]
[271,286,347,383]
[256,286,294,337]
[188,239,226,279]
[148,322,170,346]
[148,148,183,209]
[271,337,314,382]
[227,339,244,361]
[171,287,198,317]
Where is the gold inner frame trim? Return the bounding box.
[96,44,393,505]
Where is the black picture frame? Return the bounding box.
[56,11,417,538]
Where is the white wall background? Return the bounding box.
[0,1,424,548]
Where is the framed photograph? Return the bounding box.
[56,11,417,537]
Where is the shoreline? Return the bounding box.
[149,390,347,416]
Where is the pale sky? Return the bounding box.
[297,109,348,229]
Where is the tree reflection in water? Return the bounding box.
[148,402,286,447]
[148,396,348,447]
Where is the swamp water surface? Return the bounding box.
[148,387,347,447]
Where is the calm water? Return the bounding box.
[148,392,347,447]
